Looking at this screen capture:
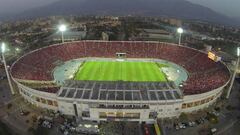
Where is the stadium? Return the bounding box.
[10,41,230,123]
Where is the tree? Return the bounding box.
[179,112,188,121]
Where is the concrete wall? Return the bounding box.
[14,78,227,122]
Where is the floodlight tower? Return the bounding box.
[15,47,20,52]
[177,27,183,45]
[1,43,15,95]
[58,24,67,43]
[226,47,240,99]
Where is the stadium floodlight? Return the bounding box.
[177,27,183,45]
[227,47,240,99]
[1,42,15,95]
[15,47,20,52]
[177,27,183,34]
[59,24,66,32]
[58,24,67,43]
[237,47,240,57]
[1,42,5,53]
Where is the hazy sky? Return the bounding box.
[0,0,239,18]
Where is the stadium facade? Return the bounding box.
[10,41,230,123]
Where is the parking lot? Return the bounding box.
[160,80,240,135]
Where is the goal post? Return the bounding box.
[116,53,126,59]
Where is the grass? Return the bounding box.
[74,61,167,82]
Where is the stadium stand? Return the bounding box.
[11,41,230,95]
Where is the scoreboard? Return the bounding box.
[208,52,221,62]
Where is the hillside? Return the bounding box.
[4,0,239,26]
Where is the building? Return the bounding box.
[47,31,86,42]
[137,29,174,41]
[102,32,109,41]
[10,41,230,123]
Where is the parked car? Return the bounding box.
[41,120,52,129]
[20,110,30,116]
[174,123,180,130]
[189,121,196,127]
[200,117,205,123]
[143,124,150,135]
[182,122,188,127]
[212,111,220,116]
[211,128,217,134]
[178,123,186,129]
[195,120,201,125]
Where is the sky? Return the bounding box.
[0,0,59,14]
[0,0,239,18]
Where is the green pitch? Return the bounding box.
[74,61,167,82]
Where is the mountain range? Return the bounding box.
[2,0,239,26]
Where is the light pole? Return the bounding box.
[1,43,15,95]
[226,47,240,99]
[15,47,20,55]
[15,47,20,52]
[58,24,67,43]
[177,27,183,45]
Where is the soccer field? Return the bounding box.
[74,61,167,82]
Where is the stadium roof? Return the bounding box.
[57,80,183,101]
